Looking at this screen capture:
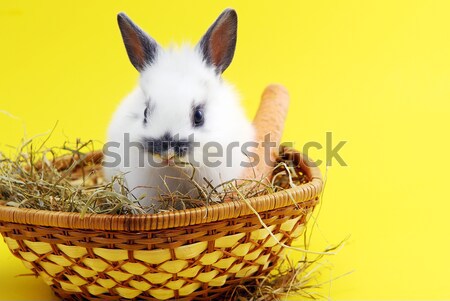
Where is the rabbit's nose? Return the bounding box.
[143,133,190,157]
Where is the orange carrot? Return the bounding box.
[242,84,290,180]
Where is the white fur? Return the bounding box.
[104,45,254,210]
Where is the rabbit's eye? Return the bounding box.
[193,108,204,127]
[144,106,149,124]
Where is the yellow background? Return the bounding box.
[1,1,449,299]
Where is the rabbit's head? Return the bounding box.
[109,9,254,179]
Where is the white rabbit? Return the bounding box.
[103,9,255,210]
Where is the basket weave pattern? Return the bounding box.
[0,149,322,300]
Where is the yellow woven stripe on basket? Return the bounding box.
[3,217,306,299]
[129,279,151,291]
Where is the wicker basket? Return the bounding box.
[0,148,322,301]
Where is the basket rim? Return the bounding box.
[0,149,322,231]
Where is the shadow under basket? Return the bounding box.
[0,148,322,301]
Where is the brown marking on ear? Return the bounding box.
[198,9,237,73]
[117,13,158,71]
[120,20,146,68]
[210,18,233,68]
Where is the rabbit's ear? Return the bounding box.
[198,9,237,74]
[117,13,159,72]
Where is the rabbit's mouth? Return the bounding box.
[141,135,192,167]
[161,152,175,165]
[158,151,186,167]
[146,151,190,168]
